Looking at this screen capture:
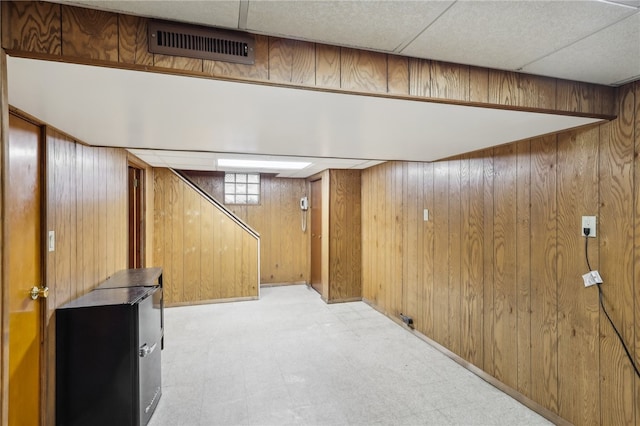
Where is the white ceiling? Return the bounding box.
[8,56,602,177]
[61,0,640,86]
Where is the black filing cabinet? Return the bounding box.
[56,285,162,426]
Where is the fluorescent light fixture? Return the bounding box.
[218,159,311,170]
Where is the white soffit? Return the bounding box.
[401,0,636,72]
[62,1,242,29]
[246,1,453,51]
[126,149,384,178]
[8,57,603,165]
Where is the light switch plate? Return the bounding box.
[423,209,429,221]
[581,216,596,237]
[48,230,55,252]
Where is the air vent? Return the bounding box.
[148,21,255,65]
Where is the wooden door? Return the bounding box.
[7,114,43,426]
[310,179,322,295]
[128,166,144,268]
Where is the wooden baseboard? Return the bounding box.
[260,281,307,288]
[361,298,570,426]
[327,297,362,304]
[166,296,258,308]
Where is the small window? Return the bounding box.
[224,173,260,205]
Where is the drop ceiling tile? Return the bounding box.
[246,0,453,51]
[401,0,635,72]
[62,1,241,29]
[523,12,640,85]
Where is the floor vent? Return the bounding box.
[148,21,255,65]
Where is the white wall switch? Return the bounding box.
[48,231,55,252]
[581,216,596,237]
[423,209,429,221]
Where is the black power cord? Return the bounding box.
[584,229,640,379]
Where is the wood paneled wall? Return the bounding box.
[361,82,640,425]
[153,168,259,305]
[184,172,309,285]
[326,169,362,302]
[1,1,615,118]
[44,127,129,425]
[311,170,362,302]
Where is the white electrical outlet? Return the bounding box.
[581,216,596,237]
[423,209,429,221]
[48,231,55,252]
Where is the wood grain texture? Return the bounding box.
[340,48,387,93]
[2,1,61,54]
[482,150,495,375]
[557,128,600,425]
[315,44,341,88]
[61,5,117,60]
[421,162,435,338]
[516,141,531,395]
[431,61,469,102]
[432,160,449,347]
[118,14,153,66]
[327,169,362,301]
[461,154,484,367]
[268,38,315,85]
[469,66,489,104]
[492,144,518,389]
[529,135,558,413]
[599,85,635,426]
[184,172,309,285]
[489,70,519,107]
[152,169,259,305]
[387,55,409,96]
[154,54,202,72]
[408,58,431,98]
[519,75,556,110]
[448,158,462,356]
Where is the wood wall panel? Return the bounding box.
[448,159,462,356]
[315,44,340,88]
[118,14,153,66]
[269,38,315,85]
[482,150,495,374]
[43,128,128,425]
[529,135,558,413]
[599,85,635,425]
[185,172,309,285]
[153,169,258,305]
[61,5,118,61]
[387,55,409,96]
[421,162,435,337]
[327,169,361,301]
[515,141,531,395]
[492,144,518,389]
[1,1,60,54]
[431,62,469,102]
[556,128,600,425]
[362,81,640,425]
[432,161,449,347]
[340,48,387,93]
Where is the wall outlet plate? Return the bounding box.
[581,216,596,237]
[423,209,429,221]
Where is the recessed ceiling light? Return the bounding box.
[218,159,311,170]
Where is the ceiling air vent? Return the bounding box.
[148,21,255,65]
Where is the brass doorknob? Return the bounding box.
[30,286,49,300]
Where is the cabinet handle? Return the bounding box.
[139,342,157,357]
